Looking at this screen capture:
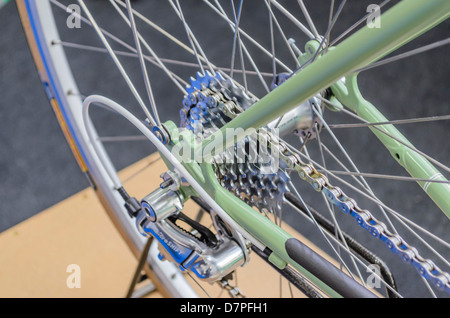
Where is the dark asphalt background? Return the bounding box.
[0,0,449,297]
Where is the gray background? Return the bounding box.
[0,0,449,297]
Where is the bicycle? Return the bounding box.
[16,0,450,298]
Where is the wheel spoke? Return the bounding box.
[125,0,160,125]
[315,126,365,282]
[170,0,217,76]
[327,114,450,128]
[264,0,300,67]
[213,0,270,93]
[51,0,189,91]
[109,0,187,93]
[330,0,391,47]
[42,0,450,297]
[268,0,315,40]
[340,107,450,175]
[77,0,157,126]
[311,0,346,62]
[229,0,248,92]
[203,0,292,73]
[297,0,320,40]
[355,38,450,73]
[315,169,450,185]
[318,96,450,175]
[268,0,277,80]
[97,135,148,142]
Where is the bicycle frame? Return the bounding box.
[163,0,450,297]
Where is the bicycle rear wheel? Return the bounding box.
[17,0,450,298]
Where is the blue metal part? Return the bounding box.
[186,71,224,94]
[136,210,199,271]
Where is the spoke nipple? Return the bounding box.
[288,38,302,55]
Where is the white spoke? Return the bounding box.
[213,0,270,93]
[98,135,147,142]
[112,0,259,100]
[170,0,217,76]
[328,114,450,128]
[356,38,450,73]
[264,0,300,67]
[328,0,335,39]
[109,0,187,94]
[330,0,391,46]
[318,96,450,175]
[54,40,194,88]
[315,169,450,185]
[51,0,188,92]
[340,108,450,175]
[268,0,277,80]
[229,0,241,77]
[125,0,160,126]
[229,0,248,92]
[269,0,314,39]
[77,0,157,126]
[288,0,348,76]
[297,0,320,40]
[315,126,365,282]
[170,0,204,74]
[49,0,450,296]
[312,0,346,62]
[203,0,292,73]
[57,40,276,82]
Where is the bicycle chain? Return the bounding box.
[272,134,450,294]
[218,278,246,298]
[201,87,450,295]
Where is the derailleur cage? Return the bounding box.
[135,171,247,283]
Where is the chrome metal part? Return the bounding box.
[136,170,247,283]
[191,238,246,283]
[267,96,322,140]
[141,186,184,223]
